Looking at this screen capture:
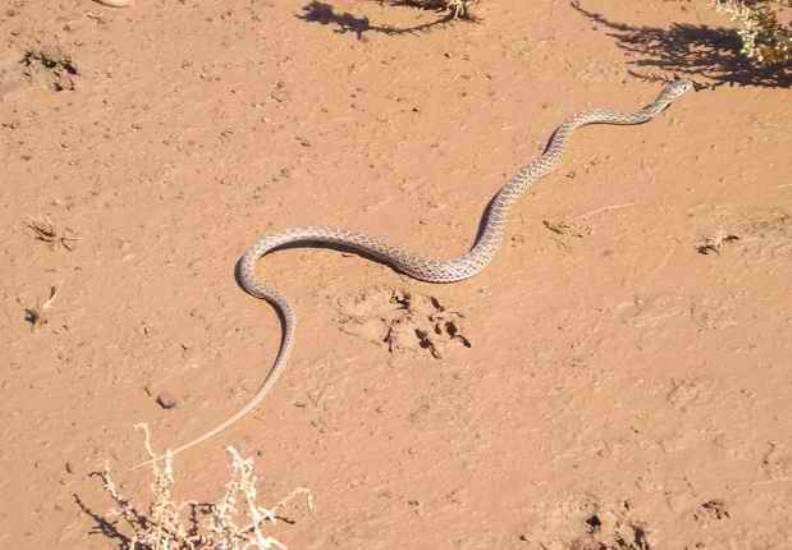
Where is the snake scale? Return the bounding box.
[138,80,694,466]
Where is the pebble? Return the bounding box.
[155,391,178,410]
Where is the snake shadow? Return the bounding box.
[297,1,474,40]
[570,1,792,89]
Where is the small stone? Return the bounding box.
[156,391,178,410]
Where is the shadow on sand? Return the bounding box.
[297,1,474,39]
[571,1,791,89]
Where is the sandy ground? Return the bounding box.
[1,0,791,548]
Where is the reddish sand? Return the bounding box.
[1,1,791,548]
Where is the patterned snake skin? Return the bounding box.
[142,80,694,465]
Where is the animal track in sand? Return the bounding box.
[335,286,471,359]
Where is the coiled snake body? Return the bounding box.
[143,80,694,464]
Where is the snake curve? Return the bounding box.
[138,80,694,466]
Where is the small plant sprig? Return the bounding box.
[447,0,471,18]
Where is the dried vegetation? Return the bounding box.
[87,425,312,549]
[714,0,792,65]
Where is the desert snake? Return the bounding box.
[136,79,694,467]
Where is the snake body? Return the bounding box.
[149,80,693,463]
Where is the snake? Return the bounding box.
[136,80,693,467]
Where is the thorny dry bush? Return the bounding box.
[714,0,792,65]
[90,424,312,549]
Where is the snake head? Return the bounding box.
[647,79,695,115]
[663,79,695,99]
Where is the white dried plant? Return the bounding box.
[92,424,312,549]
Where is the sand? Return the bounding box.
[1,1,791,548]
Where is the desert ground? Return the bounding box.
[1,0,791,548]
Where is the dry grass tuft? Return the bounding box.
[91,424,312,549]
[26,215,80,251]
[714,0,792,65]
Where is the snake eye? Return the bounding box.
[668,79,694,97]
